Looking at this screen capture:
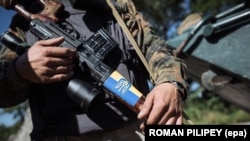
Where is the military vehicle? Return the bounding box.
[166,1,250,112]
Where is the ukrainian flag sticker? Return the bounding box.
[103,71,143,106]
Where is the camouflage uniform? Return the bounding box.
[0,0,188,140]
[0,15,31,107]
[0,0,187,106]
[117,0,187,87]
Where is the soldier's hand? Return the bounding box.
[137,82,183,130]
[15,37,78,83]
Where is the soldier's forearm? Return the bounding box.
[0,60,30,108]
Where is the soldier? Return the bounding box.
[0,0,188,141]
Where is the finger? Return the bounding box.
[140,121,146,131]
[38,62,75,76]
[137,93,153,120]
[50,64,75,74]
[176,104,183,125]
[34,38,78,58]
[145,101,168,125]
[39,47,78,58]
[42,57,75,67]
[158,108,174,124]
[44,71,74,83]
[38,37,64,46]
[160,107,182,125]
[176,115,183,125]
[158,99,179,124]
[165,116,177,125]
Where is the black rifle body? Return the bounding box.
[0,18,145,112]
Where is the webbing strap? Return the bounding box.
[106,0,156,84]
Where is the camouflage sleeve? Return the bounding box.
[0,46,31,108]
[115,0,188,98]
[0,14,31,108]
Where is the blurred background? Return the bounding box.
[0,0,249,140]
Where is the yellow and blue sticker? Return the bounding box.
[103,71,143,106]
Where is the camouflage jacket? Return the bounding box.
[0,0,188,108]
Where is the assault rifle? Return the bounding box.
[0,1,145,113]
